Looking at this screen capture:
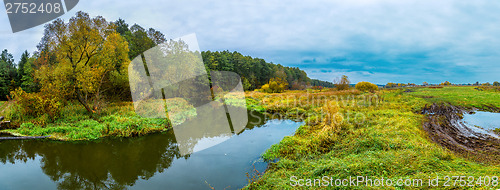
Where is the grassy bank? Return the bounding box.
[1,101,173,140]
[245,87,500,189]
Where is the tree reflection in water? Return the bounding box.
[0,131,185,190]
[0,110,271,190]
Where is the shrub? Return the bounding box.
[355,81,379,92]
[259,77,288,93]
[10,88,62,124]
[311,86,323,90]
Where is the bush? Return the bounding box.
[10,88,62,124]
[311,86,323,90]
[355,81,378,92]
[259,77,288,93]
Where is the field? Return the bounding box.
[410,86,500,111]
[244,86,500,189]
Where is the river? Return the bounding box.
[0,110,302,190]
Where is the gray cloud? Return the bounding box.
[1,0,499,84]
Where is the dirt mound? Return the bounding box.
[422,103,500,163]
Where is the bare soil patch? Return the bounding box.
[422,103,500,163]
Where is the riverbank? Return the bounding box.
[245,87,500,189]
[0,110,300,189]
[0,102,173,140]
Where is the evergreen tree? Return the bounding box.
[0,49,17,100]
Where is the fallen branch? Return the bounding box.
[0,135,50,140]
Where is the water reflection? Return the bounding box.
[128,34,249,156]
[1,130,183,189]
[462,111,500,131]
[0,111,302,190]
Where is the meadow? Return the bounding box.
[244,86,500,189]
[410,86,500,111]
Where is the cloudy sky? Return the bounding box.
[1,0,500,84]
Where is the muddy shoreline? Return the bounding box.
[422,104,500,163]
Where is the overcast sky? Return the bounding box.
[1,0,500,84]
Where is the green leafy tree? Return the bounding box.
[20,54,39,93]
[493,81,500,86]
[114,20,165,60]
[127,24,155,60]
[147,28,166,45]
[16,51,29,84]
[114,18,129,35]
[0,63,9,100]
[241,77,252,91]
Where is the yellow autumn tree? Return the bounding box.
[355,81,378,92]
[36,11,129,114]
[260,77,288,93]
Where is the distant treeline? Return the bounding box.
[310,79,335,88]
[202,51,333,90]
[385,81,500,88]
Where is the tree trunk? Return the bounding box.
[76,88,94,115]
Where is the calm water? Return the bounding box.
[0,111,302,190]
[462,111,500,131]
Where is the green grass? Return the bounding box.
[410,86,500,111]
[244,88,500,189]
[2,101,176,140]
